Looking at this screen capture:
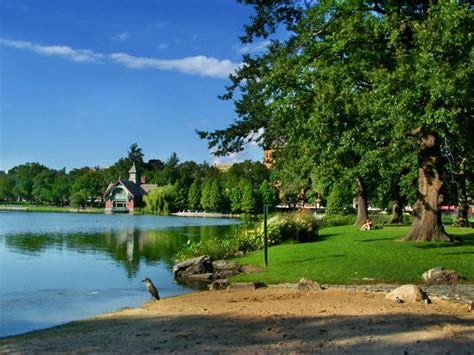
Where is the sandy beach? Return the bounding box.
[1,286,472,353]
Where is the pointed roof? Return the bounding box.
[129,162,137,173]
[104,179,146,198]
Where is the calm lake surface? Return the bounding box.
[0,211,240,337]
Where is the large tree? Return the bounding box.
[200,0,472,241]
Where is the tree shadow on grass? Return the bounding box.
[415,240,474,250]
[358,237,397,243]
[2,311,472,353]
[284,254,347,265]
[442,251,474,256]
[315,233,338,242]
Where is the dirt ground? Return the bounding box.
[1,287,472,353]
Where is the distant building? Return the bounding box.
[104,163,157,213]
[263,148,274,168]
[213,163,233,172]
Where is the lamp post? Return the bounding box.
[263,204,268,268]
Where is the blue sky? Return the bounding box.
[0,0,266,171]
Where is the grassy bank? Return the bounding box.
[0,205,103,214]
[231,225,474,285]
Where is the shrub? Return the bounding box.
[176,212,319,261]
[262,211,318,244]
[176,222,263,261]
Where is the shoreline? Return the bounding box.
[0,205,103,214]
[1,285,472,353]
[172,211,241,218]
[0,206,241,218]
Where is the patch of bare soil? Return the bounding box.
[1,288,472,353]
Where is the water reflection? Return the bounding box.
[0,212,240,337]
[4,225,237,278]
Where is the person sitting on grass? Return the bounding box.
[360,218,373,231]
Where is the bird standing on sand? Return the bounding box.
[141,277,160,301]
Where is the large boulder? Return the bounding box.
[386,284,424,303]
[422,267,458,285]
[173,255,213,278]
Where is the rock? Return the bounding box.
[422,267,458,285]
[215,270,239,279]
[234,251,244,257]
[185,273,215,281]
[173,255,213,277]
[212,260,227,270]
[226,282,266,291]
[386,284,424,303]
[297,278,322,291]
[208,279,229,291]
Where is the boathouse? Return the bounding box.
[104,163,157,213]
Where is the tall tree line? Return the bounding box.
[0,144,278,213]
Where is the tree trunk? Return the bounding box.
[354,177,369,225]
[453,159,470,227]
[388,198,404,224]
[402,131,452,242]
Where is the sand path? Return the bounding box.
[1,287,472,353]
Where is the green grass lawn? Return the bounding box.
[231,225,474,285]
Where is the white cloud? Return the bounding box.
[235,40,270,54]
[248,127,264,147]
[211,143,263,165]
[112,31,130,42]
[0,37,239,79]
[110,52,238,79]
[157,43,168,50]
[0,38,102,63]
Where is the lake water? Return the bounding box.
[0,211,240,337]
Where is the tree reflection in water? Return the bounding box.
[5,224,238,278]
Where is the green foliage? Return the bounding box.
[172,181,188,211]
[176,221,267,261]
[10,163,48,201]
[0,174,14,201]
[325,183,353,217]
[201,179,226,212]
[187,179,202,210]
[320,214,357,227]
[70,190,87,208]
[200,0,473,240]
[263,211,319,244]
[227,186,243,213]
[240,181,257,214]
[259,180,278,209]
[69,168,107,207]
[143,185,175,215]
[178,212,319,261]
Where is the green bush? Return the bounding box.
[176,222,263,261]
[263,211,318,244]
[176,212,318,261]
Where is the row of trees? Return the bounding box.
[0,144,278,213]
[199,0,474,241]
[143,177,278,215]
